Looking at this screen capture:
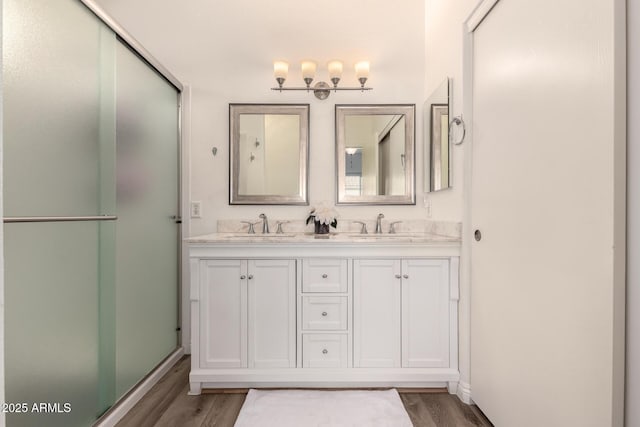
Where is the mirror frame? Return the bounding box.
[229,103,309,205]
[335,104,416,205]
[425,77,452,192]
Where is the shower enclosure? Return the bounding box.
[2,1,182,425]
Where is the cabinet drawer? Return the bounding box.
[302,296,348,331]
[302,334,348,368]
[302,259,348,293]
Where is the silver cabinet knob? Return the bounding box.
[248,274,254,280]
[321,311,328,317]
[240,275,246,280]
[403,274,409,279]
[395,274,402,279]
[322,349,328,354]
[322,274,328,278]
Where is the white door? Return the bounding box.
[200,259,247,368]
[247,259,296,368]
[468,0,625,425]
[401,259,449,368]
[353,259,401,368]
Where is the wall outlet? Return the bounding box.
[191,201,202,218]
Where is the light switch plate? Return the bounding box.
[191,201,202,218]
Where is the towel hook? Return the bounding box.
[449,116,466,145]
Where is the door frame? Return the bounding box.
[458,0,500,405]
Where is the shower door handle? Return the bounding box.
[3,215,118,223]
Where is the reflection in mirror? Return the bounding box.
[230,104,309,205]
[425,78,451,191]
[336,105,415,205]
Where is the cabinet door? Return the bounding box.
[200,260,247,368]
[248,259,296,368]
[353,259,401,368]
[401,259,450,368]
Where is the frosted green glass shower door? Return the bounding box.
[4,0,181,425]
[114,41,180,397]
[3,0,117,425]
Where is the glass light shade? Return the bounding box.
[345,147,359,155]
[328,60,343,79]
[301,60,317,79]
[355,61,370,79]
[273,61,289,80]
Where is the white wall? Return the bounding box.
[425,0,480,404]
[238,114,266,195]
[424,0,479,217]
[627,0,640,424]
[94,0,438,235]
[264,115,300,196]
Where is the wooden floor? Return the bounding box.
[115,356,492,427]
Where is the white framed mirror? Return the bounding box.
[425,78,451,192]
[229,104,309,205]
[336,104,415,205]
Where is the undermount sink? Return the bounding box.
[343,233,423,238]
[222,233,297,238]
[339,232,458,242]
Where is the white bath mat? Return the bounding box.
[234,389,413,427]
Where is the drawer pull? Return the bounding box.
[321,311,328,317]
[395,274,401,279]
[322,274,328,278]
[403,274,409,279]
[322,349,328,354]
[240,275,246,280]
[248,274,254,280]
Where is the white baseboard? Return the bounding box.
[456,381,473,404]
[94,347,185,427]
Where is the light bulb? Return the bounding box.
[273,61,289,79]
[328,60,343,79]
[355,61,370,79]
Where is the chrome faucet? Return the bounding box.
[375,213,384,234]
[259,213,269,234]
[275,220,289,234]
[241,220,257,234]
[389,221,403,234]
[353,221,368,234]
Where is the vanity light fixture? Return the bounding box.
[272,59,373,100]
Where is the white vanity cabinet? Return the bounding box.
[194,258,295,371]
[187,237,460,395]
[353,259,451,369]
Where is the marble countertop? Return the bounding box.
[185,231,460,245]
[186,219,461,246]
